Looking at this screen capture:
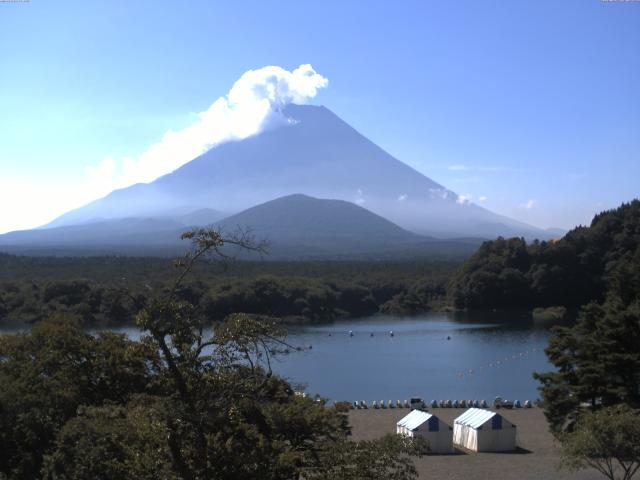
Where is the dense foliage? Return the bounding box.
[558,405,640,480]
[450,200,640,310]
[0,256,454,327]
[534,292,640,433]
[0,230,422,480]
[531,202,640,480]
[531,202,640,431]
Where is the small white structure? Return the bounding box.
[396,410,454,454]
[453,408,516,452]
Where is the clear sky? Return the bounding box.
[1,0,639,234]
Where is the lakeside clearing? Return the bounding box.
[349,408,601,480]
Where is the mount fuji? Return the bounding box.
[1,104,552,257]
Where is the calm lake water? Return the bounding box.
[275,312,555,403]
[1,311,559,403]
[94,311,558,403]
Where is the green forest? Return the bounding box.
[0,256,454,327]
[450,200,640,311]
[2,200,640,328]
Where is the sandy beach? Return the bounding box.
[348,407,601,480]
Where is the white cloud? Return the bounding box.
[448,165,525,173]
[0,176,106,234]
[519,199,536,209]
[478,195,488,202]
[397,194,408,201]
[456,194,472,204]
[452,176,482,183]
[85,64,328,192]
[84,156,123,199]
[429,188,450,200]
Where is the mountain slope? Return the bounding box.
[45,104,548,239]
[214,193,422,254]
[0,209,224,253]
[0,195,481,258]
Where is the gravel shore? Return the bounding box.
[348,407,601,480]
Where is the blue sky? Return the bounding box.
[1,0,639,233]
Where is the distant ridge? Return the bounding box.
[0,194,481,259]
[43,104,551,240]
[214,193,422,254]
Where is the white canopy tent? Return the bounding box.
[396,410,453,454]
[453,408,516,452]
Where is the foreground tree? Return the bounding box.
[559,405,640,480]
[304,434,424,480]
[42,402,178,480]
[0,315,156,478]
[1,229,422,480]
[534,296,640,433]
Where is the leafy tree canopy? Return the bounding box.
[559,405,640,480]
[0,229,422,480]
[535,296,640,434]
[450,200,640,310]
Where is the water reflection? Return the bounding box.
[277,312,555,402]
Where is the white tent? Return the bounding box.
[396,410,453,454]
[453,408,516,452]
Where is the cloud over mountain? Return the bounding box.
[85,64,328,194]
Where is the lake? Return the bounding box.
[95,310,558,403]
[274,312,556,403]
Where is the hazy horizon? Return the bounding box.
[1,1,639,234]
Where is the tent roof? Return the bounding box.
[454,408,498,429]
[397,410,433,431]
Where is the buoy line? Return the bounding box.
[455,347,542,380]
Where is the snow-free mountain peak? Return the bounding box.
[45,104,547,239]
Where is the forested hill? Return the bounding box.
[449,200,640,309]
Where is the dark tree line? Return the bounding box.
[535,284,640,433]
[530,202,640,479]
[450,200,640,310]
[0,258,454,327]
